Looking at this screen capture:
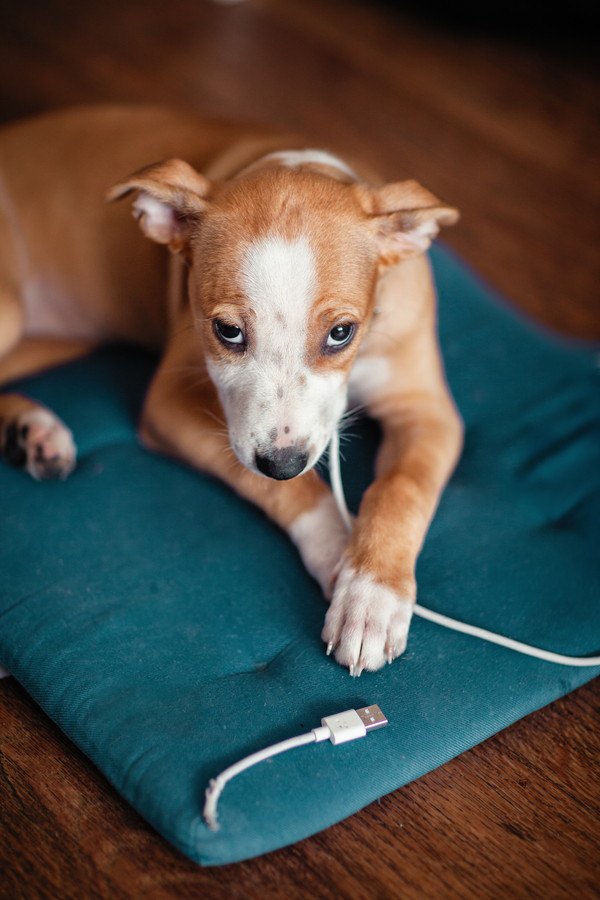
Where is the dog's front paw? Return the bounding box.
[322,563,415,674]
[2,408,76,480]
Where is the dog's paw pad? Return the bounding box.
[3,409,76,480]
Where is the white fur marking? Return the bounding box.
[209,233,347,471]
[259,149,357,179]
[348,355,391,405]
[242,234,317,323]
[289,496,349,596]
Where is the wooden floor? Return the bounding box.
[0,0,598,896]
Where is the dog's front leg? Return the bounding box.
[140,354,349,598]
[323,390,463,674]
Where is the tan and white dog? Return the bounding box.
[0,105,463,675]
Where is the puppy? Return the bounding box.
[0,104,463,674]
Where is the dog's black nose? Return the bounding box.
[255,447,309,480]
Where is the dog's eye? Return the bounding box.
[214,320,245,347]
[326,323,355,350]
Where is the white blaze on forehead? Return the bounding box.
[241,234,317,338]
[210,232,347,472]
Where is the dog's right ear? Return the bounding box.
[107,159,211,253]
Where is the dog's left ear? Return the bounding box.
[356,180,459,265]
[107,159,212,253]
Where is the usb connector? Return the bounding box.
[356,704,388,732]
[315,704,389,745]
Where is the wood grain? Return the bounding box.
[0,0,598,896]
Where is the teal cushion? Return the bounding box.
[1,245,598,865]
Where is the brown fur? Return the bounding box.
[0,104,462,672]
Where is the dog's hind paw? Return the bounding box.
[2,408,77,481]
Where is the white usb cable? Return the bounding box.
[203,705,388,830]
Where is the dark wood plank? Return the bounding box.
[0,0,598,896]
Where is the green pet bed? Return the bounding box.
[0,245,598,865]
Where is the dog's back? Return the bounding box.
[0,104,283,347]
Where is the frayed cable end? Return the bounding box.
[203,778,221,831]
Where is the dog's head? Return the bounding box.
[109,154,457,479]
